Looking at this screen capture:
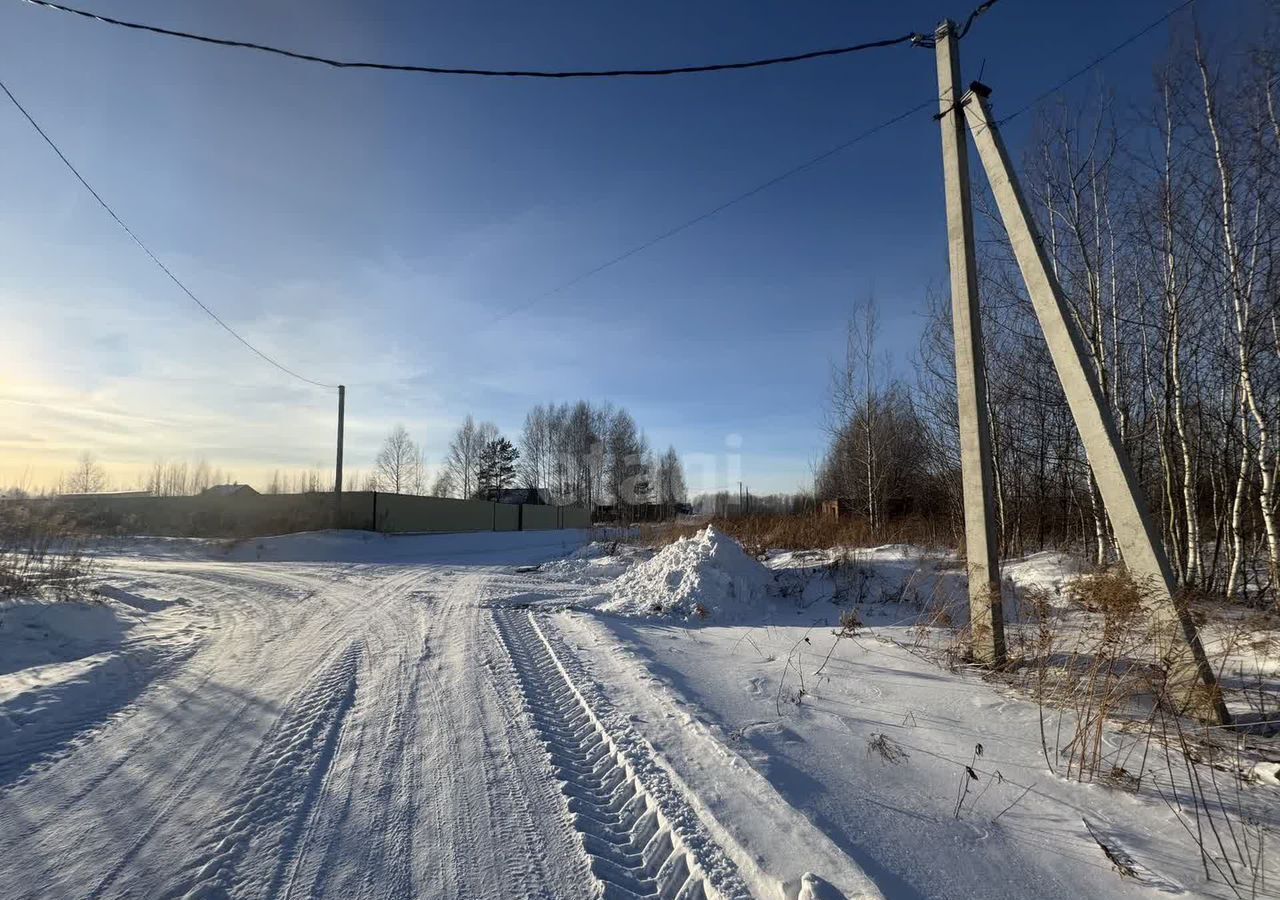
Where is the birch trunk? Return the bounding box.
[1198,44,1280,602]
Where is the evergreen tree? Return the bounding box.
[477,437,519,500]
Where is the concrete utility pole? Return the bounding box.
[334,385,346,497]
[934,20,1005,666]
[962,87,1229,723]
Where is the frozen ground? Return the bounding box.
[1,528,1276,899]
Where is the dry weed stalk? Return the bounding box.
[953,743,984,819]
[866,732,909,765]
[1010,570,1273,895]
[0,504,95,600]
[628,514,952,556]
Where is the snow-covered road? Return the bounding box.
[0,531,745,899]
[6,530,1275,900]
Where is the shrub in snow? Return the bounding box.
[0,504,96,601]
[601,526,773,621]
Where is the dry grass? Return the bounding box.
[626,514,957,556]
[904,567,1276,891]
[1003,569,1185,781]
[1064,566,1150,641]
[865,732,910,765]
[622,511,1274,889]
[0,504,96,600]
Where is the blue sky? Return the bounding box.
[0,0,1247,493]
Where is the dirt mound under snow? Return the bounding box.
[599,526,774,621]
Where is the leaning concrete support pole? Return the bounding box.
[963,87,1229,723]
[935,21,1005,666]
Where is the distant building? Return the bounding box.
[820,498,854,519]
[201,484,260,498]
[493,487,554,505]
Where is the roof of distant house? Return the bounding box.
[201,483,260,497]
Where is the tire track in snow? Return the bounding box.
[164,639,363,900]
[493,608,752,900]
[285,581,433,900]
[11,569,289,820]
[55,566,361,818]
[82,687,266,900]
[411,571,543,900]
[397,568,591,899]
[15,565,328,812]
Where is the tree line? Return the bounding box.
[370,401,687,512]
[15,453,244,497]
[18,399,691,516]
[820,20,1280,605]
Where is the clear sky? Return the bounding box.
[0,0,1248,494]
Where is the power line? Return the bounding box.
[0,2,1013,391]
[997,0,1195,124]
[957,0,1002,39]
[485,99,934,328]
[12,0,1002,79]
[911,0,1003,47]
[0,76,337,390]
[484,0,1198,326]
[16,0,919,76]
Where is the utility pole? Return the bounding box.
[934,20,1005,666]
[334,385,346,497]
[962,85,1228,723]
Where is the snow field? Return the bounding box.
[529,527,1279,899]
[0,533,603,898]
[3,527,1276,899]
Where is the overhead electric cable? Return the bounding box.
[957,0,1002,39]
[485,0,1199,325]
[486,99,934,327]
[0,76,337,389]
[996,0,1195,124]
[909,0,1003,48]
[14,0,1001,78]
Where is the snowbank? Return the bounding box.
[600,527,773,622]
[0,580,187,681]
[1000,550,1088,598]
[0,598,130,678]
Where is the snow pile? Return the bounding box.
[1250,762,1280,786]
[600,527,773,621]
[538,541,642,584]
[1000,550,1088,598]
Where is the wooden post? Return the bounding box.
[935,20,1005,666]
[963,85,1228,723]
